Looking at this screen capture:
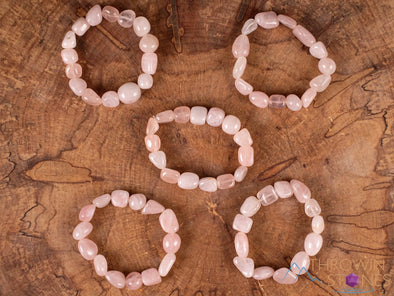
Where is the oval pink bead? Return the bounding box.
[233,256,254,278]
[62,31,76,49]
[222,115,241,135]
[163,233,181,254]
[206,107,225,127]
[253,266,275,280]
[129,193,147,211]
[217,174,235,189]
[149,151,166,169]
[65,63,82,79]
[160,168,180,184]
[133,16,151,37]
[145,134,161,152]
[273,268,298,284]
[241,19,258,35]
[310,74,331,92]
[101,91,120,108]
[61,48,78,64]
[274,181,293,198]
[156,110,174,123]
[117,82,141,104]
[92,194,111,208]
[141,200,165,214]
[255,11,279,29]
[159,209,179,233]
[232,34,250,58]
[240,196,261,217]
[190,106,208,125]
[178,172,199,190]
[118,10,135,28]
[81,88,101,106]
[232,214,253,233]
[278,14,297,29]
[234,232,249,258]
[309,41,328,59]
[139,34,159,53]
[312,215,325,234]
[305,198,321,217]
[146,117,159,135]
[78,238,98,260]
[111,190,129,208]
[125,272,142,291]
[102,6,119,23]
[286,94,302,111]
[174,106,191,123]
[318,57,336,75]
[86,4,102,26]
[141,53,158,75]
[290,179,311,203]
[233,56,247,79]
[234,166,248,182]
[293,25,316,47]
[257,185,278,206]
[198,177,218,192]
[269,94,286,109]
[238,146,254,167]
[138,73,153,89]
[301,87,317,108]
[234,128,253,146]
[79,204,96,222]
[72,18,90,36]
[304,233,323,256]
[249,91,269,108]
[94,254,107,276]
[159,253,176,277]
[291,251,310,275]
[142,268,162,286]
[73,221,93,240]
[105,270,126,288]
[235,78,253,95]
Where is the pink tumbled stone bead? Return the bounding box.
[290,179,311,203]
[146,117,159,135]
[102,6,119,23]
[190,106,208,125]
[81,88,101,106]
[222,115,241,135]
[117,82,141,104]
[86,5,102,26]
[232,214,253,233]
[269,94,286,109]
[273,268,298,284]
[309,41,328,59]
[156,110,174,123]
[159,209,179,233]
[234,232,249,258]
[253,266,275,280]
[138,73,153,89]
[217,174,235,189]
[125,272,143,290]
[94,254,108,276]
[278,14,297,29]
[105,270,126,288]
[286,94,302,111]
[301,88,317,108]
[111,190,129,208]
[241,19,258,35]
[312,215,325,234]
[235,78,253,95]
[73,221,93,240]
[274,181,293,198]
[163,233,181,254]
[174,106,191,123]
[118,10,136,28]
[304,233,323,256]
[249,91,269,108]
[79,204,96,222]
[293,25,316,47]
[318,57,336,75]
[232,34,250,58]
[72,18,90,36]
[61,48,78,64]
[145,134,161,152]
[206,107,225,127]
[149,151,166,169]
[178,172,199,190]
[233,256,254,278]
[78,238,98,260]
[234,166,248,182]
[139,34,159,53]
[62,31,76,49]
[255,11,279,29]
[101,91,120,108]
[257,185,278,206]
[310,74,331,92]
[240,196,261,217]
[305,198,321,217]
[198,177,218,192]
[93,194,111,208]
[233,56,247,79]
[291,251,310,275]
[160,168,180,184]
[129,193,147,211]
[133,16,151,37]
[234,128,253,146]
[238,146,254,167]
[65,63,82,79]
[141,53,158,75]
[159,253,176,277]
[141,200,165,214]
[142,268,162,286]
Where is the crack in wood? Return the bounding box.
[167,0,184,53]
[331,240,394,256]
[256,157,297,181]
[327,210,394,229]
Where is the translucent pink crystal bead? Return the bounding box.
[238,146,254,167]
[73,222,93,240]
[290,179,311,203]
[234,232,249,257]
[101,91,120,108]
[146,117,159,135]
[62,31,76,49]
[159,254,176,277]
[72,18,90,36]
[217,174,235,189]
[301,88,317,108]
[318,57,336,75]
[159,209,179,233]
[160,168,180,184]
[234,166,248,182]
[198,177,218,192]
[233,57,247,79]
[111,190,129,208]
[312,215,325,234]
[174,106,191,123]
[118,10,136,28]
[138,73,153,89]
[240,196,261,217]
[285,94,302,111]
[222,115,241,135]
[274,181,293,198]
[141,53,158,74]
[129,193,147,210]
[310,74,332,92]
[117,82,141,104]
[253,266,274,280]
[65,63,82,79]
[139,34,159,53]
[257,185,278,206]
[232,214,253,233]
[235,78,253,95]
[61,48,78,65]
[249,91,269,108]
[233,257,254,278]
[133,16,151,37]
[309,41,328,59]
[86,5,102,26]
[142,268,162,286]
[269,94,286,109]
[93,194,111,208]
[105,270,126,288]
[78,238,98,260]
[149,151,166,169]
[292,25,316,47]
[94,254,108,276]
[163,233,181,254]
[141,200,165,214]
[304,233,323,256]
[79,204,95,222]
[232,34,250,58]
[234,128,253,146]
[102,6,119,22]
[125,272,142,291]
[178,172,199,190]
[145,134,161,152]
[291,251,310,275]
[305,198,322,217]
[156,110,174,123]
[255,11,279,29]
[206,107,225,127]
[278,14,297,29]
[81,88,101,106]
[190,106,208,125]
[241,19,258,35]
[273,268,298,284]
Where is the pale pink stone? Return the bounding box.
[310,74,331,92]
[146,117,159,135]
[142,268,162,286]
[129,193,147,210]
[305,198,321,217]
[111,190,129,208]
[117,82,141,104]
[234,166,248,182]
[160,168,180,184]
[269,94,286,109]
[273,268,298,284]
[105,270,125,288]
[94,254,107,276]
[65,63,82,79]
[145,134,161,152]
[118,10,135,28]
[81,88,102,106]
[102,6,119,23]
[235,78,253,95]
[286,94,302,111]
[174,106,190,123]
[141,200,165,214]
[304,233,323,256]
[62,31,76,49]
[278,14,297,29]
[178,172,199,190]
[148,151,166,169]
[318,57,336,75]
[190,106,208,125]
[86,5,102,26]
[233,256,254,278]
[79,204,96,222]
[257,185,278,206]
[61,48,78,64]
[253,266,274,280]
[309,41,328,59]
[232,34,250,58]
[206,107,225,127]
[274,181,293,198]
[163,233,181,254]
[290,179,311,203]
[216,174,235,189]
[133,16,151,37]
[240,196,261,217]
[159,209,179,233]
[222,115,241,135]
[312,215,325,234]
[139,34,159,53]
[234,128,253,146]
[138,73,153,89]
[73,221,93,240]
[93,194,111,208]
[234,232,249,257]
[232,214,253,233]
[238,146,254,167]
[291,251,310,275]
[233,57,247,79]
[141,53,158,75]
[125,272,142,290]
[301,88,317,108]
[156,110,174,123]
[71,18,90,36]
[198,177,218,192]
[255,11,279,29]
[249,91,269,108]
[78,238,98,260]
[293,25,316,47]
[159,253,176,277]
[241,19,258,35]
[101,91,120,108]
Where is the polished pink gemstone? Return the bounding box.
[86,4,102,26]
[274,181,293,198]
[232,34,250,58]
[94,254,107,276]
[146,117,159,135]
[138,73,153,89]
[217,174,235,189]
[234,232,249,257]
[293,25,316,47]
[234,128,253,146]
[310,74,331,92]
[159,209,179,233]
[105,270,125,288]
[133,16,151,37]
[174,106,191,123]
[65,63,82,79]
[222,115,241,135]
[81,88,101,106]
[79,204,96,222]
[301,88,317,108]
[234,166,248,182]
[111,190,129,208]
[290,179,311,203]
[241,19,258,35]
[206,107,225,127]
[309,41,328,59]
[240,196,261,217]
[305,198,321,217]
[129,193,147,210]
[291,251,310,275]
[255,11,279,29]
[238,146,254,167]
[286,94,302,111]
[139,34,159,53]
[233,56,247,79]
[101,91,120,108]
[318,57,336,75]
[269,94,286,109]
[232,214,253,233]
[156,110,174,123]
[149,151,166,169]
[304,233,323,256]
[159,253,176,277]
[163,233,181,254]
[73,221,93,240]
[190,106,208,125]
[160,168,180,184]
[141,200,165,214]
[141,53,158,75]
[198,177,218,192]
[117,82,141,104]
[235,78,253,95]
[249,91,269,108]
[141,268,162,286]
[118,10,136,28]
[312,215,325,234]
[253,266,274,280]
[273,268,298,284]
[61,48,78,64]
[62,31,76,49]
[78,238,98,260]
[93,194,111,208]
[102,6,119,23]
[278,14,297,29]
[72,18,90,36]
[178,172,199,190]
[145,135,161,152]
[257,185,278,206]
[233,256,254,278]
[125,272,142,290]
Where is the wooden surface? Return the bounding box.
[0,0,393,295]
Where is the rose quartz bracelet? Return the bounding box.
[61,4,159,107]
[73,190,181,290]
[232,180,324,284]
[233,11,336,111]
[145,106,254,191]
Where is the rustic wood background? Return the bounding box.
[0,0,393,295]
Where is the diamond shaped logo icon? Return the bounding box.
[346,273,359,287]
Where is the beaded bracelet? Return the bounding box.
[232,11,336,111]
[232,180,324,284]
[145,106,254,191]
[73,190,181,290]
[61,4,159,107]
